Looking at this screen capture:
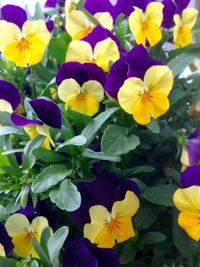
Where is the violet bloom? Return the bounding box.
[105,45,162,99]
[45,0,65,8]
[11,98,61,150]
[0,222,14,256]
[69,172,140,226]
[63,238,120,267]
[0,80,21,114]
[181,166,200,188]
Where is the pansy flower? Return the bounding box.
[129,2,164,47]
[69,172,140,248]
[45,0,65,8]
[63,238,120,267]
[5,213,49,258]
[173,8,198,48]
[0,5,51,67]
[180,128,200,169]
[0,222,14,257]
[0,80,21,115]
[11,98,61,150]
[116,45,173,125]
[57,62,105,116]
[65,9,113,40]
[66,36,120,72]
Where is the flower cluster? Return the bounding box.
[0,0,199,266]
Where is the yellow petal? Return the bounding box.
[174,14,181,26]
[147,91,170,119]
[24,124,38,139]
[36,125,55,149]
[66,10,94,40]
[0,243,5,257]
[84,206,110,243]
[12,233,32,258]
[31,216,49,239]
[180,146,190,166]
[173,186,200,214]
[58,78,81,104]
[129,7,144,37]
[0,21,20,52]
[68,94,99,116]
[178,212,200,241]
[146,2,164,26]
[173,25,192,48]
[65,0,78,15]
[5,214,30,237]
[95,12,113,31]
[112,216,135,243]
[182,8,199,28]
[144,22,162,47]
[0,99,13,113]
[118,77,143,114]
[132,97,151,125]
[66,40,93,63]
[144,66,173,96]
[22,20,51,47]
[112,191,140,218]
[82,80,104,102]
[94,38,120,72]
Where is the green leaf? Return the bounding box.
[120,239,137,264]
[48,226,69,267]
[144,185,178,206]
[82,148,121,162]
[34,148,66,163]
[0,126,24,136]
[32,238,52,267]
[167,50,199,77]
[4,199,20,214]
[123,165,155,176]
[22,135,45,170]
[146,120,160,134]
[32,164,72,193]
[101,125,140,156]
[143,232,166,244]
[0,257,17,267]
[49,37,68,64]
[49,179,81,211]
[81,107,119,142]
[57,135,87,150]
[134,207,159,230]
[0,149,11,174]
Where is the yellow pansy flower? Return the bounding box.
[118,66,173,125]
[0,20,51,67]
[84,191,139,248]
[5,214,49,258]
[173,8,199,48]
[66,38,120,72]
[173,186,200,241]
[66,10,113,40]
[58,78,104,116]
[24,124,55,150]
[129,2,164,47]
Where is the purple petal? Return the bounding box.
[56,62,106,86]
[115,0,134,16]
[63,240,97,267]
[45,0,65,8]
[30,99,61,129]
[11,113,42,126]
[126,45,162,79]
[1,5,27,29]
[0,222,14,256]
[46,20,54,32]
[181,166,200,188]
[131,0,152,11]
[119,179,140,199]
[19,195,35,216]
[84,0,114,17]
[105,57,128,99]
[187,128,200,166]
[174,0,190,13]
[81,238,120,267]
[162,0,176,28]
[0,80,21,110]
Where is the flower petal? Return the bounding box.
[182,8,199,28]
[66,40,93,63]
[31,216,49,238]
[146,2,164,26]
[11,113,42,126]
[82,81,104,102]
[178,212,200,241]
[181,166,200,188]
[5,214,30,237]
[58,78,81,104]
[1,5,27,29]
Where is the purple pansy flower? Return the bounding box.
[11,98,61,129]
[45,0,65,8]
[105,45,162,99]
[63,238,120,267]
[185,128,200,166]
[0,80,21,111]
[69,172,140,226]
[181,166,200,188]
[56,61,106,87]
[0,222,14,256]
[0,5,27,29]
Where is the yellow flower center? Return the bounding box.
[17,37,30,51]
[76,93,87,103]
[142,21,149,32]
[107,217,120,234]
